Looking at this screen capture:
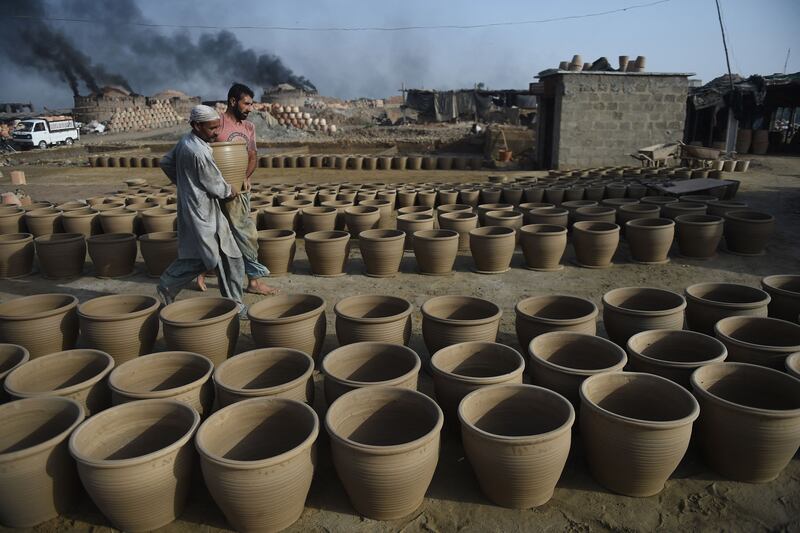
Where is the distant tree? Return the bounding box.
[476,82,486,90]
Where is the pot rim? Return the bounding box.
[264,206,299,214]
[572,221,620,233]
[519,224,567,235]
[345,206,379,215]
[0,397,84,463]
[528,332,626,375]
[213,348,314,397]
[87,232,136,243]
[530,207,568,215]
[109,351,213,399]
[714,316,800,353]
[138,231,178,242]
[334,295,412,323]
[34,233,85,245]
[626,329,728,368]
[515,294,598,324]
[78,294,160,321]
[301,206,337,215]
[602,287,686,316]
[24,208,63,217]
[209,141,247,148]
[0,233,33,243]
[484,210,522,220]
[422,295,502,325]
[469,226,516,238]
[322,342,421,387]
[257,229,296,241]
[413,229,459,240]
[0,343,29,379]
[98,210,136,218]
[619,204,660,213]
[761,275,800,297]
[431,341,525,384]
[675,214,724,225]
[358,229,405,241]
[0,207,24,216]
[625,218,674,229]
[160,297,239,327]
[303,230,350,242]
[248,293,326,324]
[141,207,176,217]
[685,282,770,310]
[724,210,775,223]
[0,293,78,321]
[5,349,115,398]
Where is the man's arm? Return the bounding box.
[160,146,178,184]
[245,121,257,180]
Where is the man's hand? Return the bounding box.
[242,178,252,193]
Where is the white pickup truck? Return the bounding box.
[11,118,80,149]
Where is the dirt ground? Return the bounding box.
[1,154,799,533]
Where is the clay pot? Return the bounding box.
[0,397,84,527]
[78,294,160,364]
[358,229,404,277]
[476,203,512,225]
[0,233,34,278]
[440,211,478,252]
[431,341,525,422]
[580,372,699,496]
[602,287,687,346]
[344,206,380,238]
[714,316,800,369]
[501,187,524,205]
[138,231,177,277]
[691,362,800,482]
[436,203,472,224]
[160,297,240,364]
[0,207,25,235]
[248,294,326,361]
[421,296,502,357]
[515,295,598,349]
[528,332,626,406]
[457,189,480,207]
[573,206,616,224]
[87,233,137,278]
[256,229,296,276]
[213,348,314,407]
[210,141,247,192]
[786,352,800,379]
[34,233,85,279]
[4,349,114,416]
[480,188,503,204]
[661,201,706,220]
[0,294,78,358]
[413,229,459,275]
[626,329,727,387]
[572,221,619,268]
[761,275,800,321]
[23,208,62,237]
[416,189,437,208]
[398,205,434,216]
[140,207,176,234]
[322,342,420,405]
[723,210,775,255]
[641,196,678,207]
[195,397,318,532]
[617,203,660,231]
[99,209,136,234]
[458,384,574,508]
[467,226,516,274]
[60,208,100,237]
[304,230,350,276]
[674,214,724,259]
[324,387,443,520]
[300,206,337,234]
[685,282,770,336]
[562,200,597,225]
[625,218,674,264]
[397,213,434,251]
[706,200,748,217]
[0,343,28,400]
[108,351,213,416]
[543,187,566,206]
[68,399,200,532]
[396,189,417,208]
[334,295,412,345]
[483,211,523,242]
[359,199,393,229]
[527,207,568,226]
[262,206,299,232]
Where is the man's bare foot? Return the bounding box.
[196,274,207,292]
[245,279,281,296]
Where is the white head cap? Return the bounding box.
[189,104,220,123]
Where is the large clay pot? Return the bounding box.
[723,210,775,255]
[23,208,62,237]
[78,294,160,364]
[256,229,296,276]
[334,294,412,345]
[87,233,137,278]
[480,188,503,204]
[458,384,574,508]
[140,207,177,234]
[483,211,523,241]
[430,341,525,423]
[714,316,800,369]
[301,206,337,233]
[160,297,240,364]
[325,387,443,520]
[0,294,78,358]
[248,294,326,361]
[398,205,434,217]
[661,202,706,220]
[617,204,660,232]
[397,213,434,251]
[359,199,393,229]
[345,205,380,238]
[0,343,29,401]
[574,206,616,224]
[0,207,25,235]
[322,342,421,404]
[0,397,84,527]
[304,230,350,276]
[440,211,478,252]
[691,362,800,483]
[261,206,299,232]
[195,397,318,532]
[476,203,512,225]
[625,218,674,264]
[685,282,770,335]
[468,226,515,273]
[60,208,100,237]
[572,221,619,268]
[413,229,459,275]
[515,295,598,349]
[0,233,34,278]
[4,349,114,416]
[580,372,699,496]
[602,287,686,346]
[34,233,85,279]
[213,348,314,407]
[526,207,568,226]
[138,231,178,277]
[626,329,727,387]
[674,214,724,259]
[761,275,800,321]
[421,296,502,358]
[358,229,404,277]
[706,200,748,217]
[436,204,472,225]
[108,351,213,416]
[528,332,626,406]
[99,209,137,234]
[68,399,200,532]
[210,141,247,193]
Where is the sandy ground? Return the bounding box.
[1,155,799,533]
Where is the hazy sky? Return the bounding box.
[1,0,797,109]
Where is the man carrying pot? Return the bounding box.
[195,82,280,296]
[156,104,247,317]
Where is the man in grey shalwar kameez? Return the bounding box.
[156,105,246,315]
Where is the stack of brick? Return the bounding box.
[106,100,184,132]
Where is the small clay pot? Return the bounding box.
[160,297,240,365]
[0,293,78,358]
[421,296,502,358]
[469,226,516,274]
[723,210,775,255]
[300,206,337,233]
[358,229,405,277]
[0,233,34,278]
[396,213,434,251]
[602,287,686,346]
[248,294,327,362]
[334,295,412,345]
[761,275,800,321]
[61,208,100,237]
[625,218,674,264]
[417,189,437,208]
[626,329,727,387]
[515,295,598,349]
[714,316,800,369]
[138,231,178,277]
[518,224,567,271]
[480,188,503,204]
[359,199,393,229]
[99,209,136,234]
[23,208,63,237]
[256,229,296,276]
[304,230,350,277]
[684,282,771,336]
[87,233,137,278]
[572,221,619,268]
[210,141,248,192]
[34,233,85,279]
[413,229,459,275]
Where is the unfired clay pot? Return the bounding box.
[358,229,405,277]
[261,206,299,232]
[0,207,25,235]
[469,226,516,274]
[661,202,706,220]
[78,294,160,365]
[723,210,775,256]
[304,230,350,276]
[421,296,502,358]
[23,208,62,237]
[397,213,434,251]
[617,204,660,231]
[300,206,337,233]
[257,229,296,276]
[0,233,34,278]
[87,233,137,278]
[439,212,478,252]
[99,209,136,234]
[625,218,674,264]
[160,297,240,364]
[706,200,747,217]
[574,206,616,224]
[34,233,85,279]
[61,208,100,237]
[210,141,248,192]
[572,221,619,268]
[334,294,412,345]
[345,205,380,238]
[714,316,800,369]
[674,214,724,259]
[476,203,512,225]
[761,275,800,321]
[0,293,78,358]
[139,231,178,277]
[602,287,686,346]
[140,207,177,234]
[515,295,598,349]
[517,224,566,271]
[527,207,568,226]
[684,282,770,336]
[248,294,326,361]
[626,329,727,387]
[0,343,29,401]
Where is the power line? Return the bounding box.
[2,0,673,32]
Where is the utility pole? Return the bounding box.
[714,0,734,92]
[784,48,791,74]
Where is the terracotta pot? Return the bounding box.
[0,207,25,235]
[34,233,85,279]
[68,399,200,532]
[625,218,674,264]
[572,221,619,268]
[761,275,800,321]
[661,201,706,220]
[515,295,597,349]
[397,213,434,251]
[0,343,29,401]
[421,296,502,358]
[0,233,34,278]
[786,352,800,379]
[0,294,78,358]
[685,282,770,336]
[723,210,775,255]
[4,349,113,416]
[580,372,699,496]
[334,294,412,345]
[476,203,512,225]
[626,329,727,387]
[210,141,247,193]
[458,384,574,508]
[138,231,178,277]
[526,207,568,226]
[0,397,84,527]
[602,287,686,346]
[256,229,296,276]
[691,362,800,482]
[248,294,326,361]
[78,294,160,364]
[325,386,443,520]
[87,233,137,277]
[99,209,136,234]
[304,230,350,276]
[60,208,100,237]
[140,207,176,234]
[109,351,213,416]
[322,342,420,405]
[213,348,314,407]
[714,316,800,369]
[160,297,240,365]
[468,226,516,274]
[706,200,748,217]
[439,211,478,252]
[413,229,459,275]
[358,229,404,277]
[23,208,62,237]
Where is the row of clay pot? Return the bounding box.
[88,155,161,168]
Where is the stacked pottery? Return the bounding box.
[626,329,727,387]
[684,283,770,336]
[256,229,296,276]
[139,231,178,277]
[334,295,412,345]
[675,215,724,259]
[160,297,240,364]
[413,229,459,275]
[602,287,687,346]
[421,296,502,359]
[714,316,800,369]
[0,294,79,358]
[248,294,327,362]
[34,233,85,279]
[625,218,674,264]
[304,230,350,276]
[0,233,34,278]
[439,212,478,252]
[87,233,137,277]
[358,229,405,277]
[572,221,619,268]
[77,295,161,364]
[515,295,598,349]
[397,213,434,251]
[469,226,516,274]
[723,210,774,255]
[519,224,567,271]
[761,275,800,321]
